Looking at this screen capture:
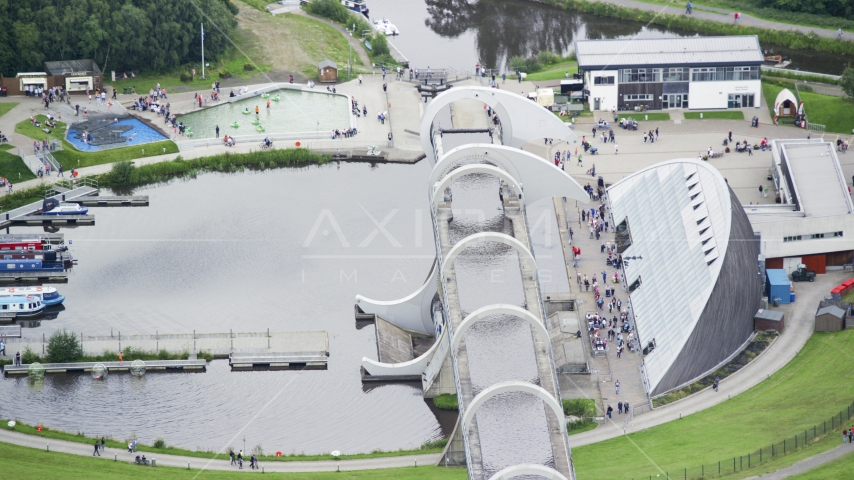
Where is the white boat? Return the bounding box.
[0,286,65,306]
[0,295,45,318]
[341,0,368,16]
[372,18,399,36]
[42,202,89,216]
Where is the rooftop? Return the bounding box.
[781,141,852,217]
[44,59,102,76]
[816,305,846,318]
[574,36,764,70]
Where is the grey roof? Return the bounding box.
[44,59,101,76]
[318,60,337,69]
[782,142,853,217]
[575,36,764,69]
[817,305,846,318]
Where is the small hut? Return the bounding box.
[773,88,798,118]
[318,60,338,83]
[754,309,785,333]
[815,305,846,332]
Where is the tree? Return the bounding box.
[46,329,84,363]
[840,64,854,99]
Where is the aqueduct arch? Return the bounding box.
[452,304,547,351]
[442,232,537,277]
[461,380,564,433]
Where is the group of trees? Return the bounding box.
[756,0,854,17]
[0,0,237,76]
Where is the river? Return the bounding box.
[366,0,852,75]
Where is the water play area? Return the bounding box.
[178,89,352,139]
[66,117,169,151]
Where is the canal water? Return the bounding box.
[0,161,449,454]
[448,173,556,475]
[367,0,852,74]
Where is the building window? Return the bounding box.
[624,94,652,101]
[594,76,615,85]
[783,235,803,242]
[662,67,689,82]
[619,68,661,83]
[691,66,760,82]
[810,233,825,239]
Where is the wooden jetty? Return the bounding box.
[69,196,149,207]
[9,215,94,226]
[0,185,97,229]
[229,352,328,370]
[0,270,67,284]
[2,330,329,366]
[0,325,22,337]
[3,359,207,376]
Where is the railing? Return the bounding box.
[807,122,826,133]
[623,399,854,479]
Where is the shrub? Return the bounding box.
[702,155,709,161]
[252,444,264,456]
[303,0,351,23]
[537,50,560,66]
[109,161,138,186]
[22,346,40,364]
[508,55,527,73]
[566,417,594,432]
[153,437,166,449]
[524,56,542,73]
[46,329,84,363]
[420,437,448,450]
[841,64,854,98]
[432,394,459,410]
[179,72,193,82]
[369,33,390,57]
[562,398,596,417]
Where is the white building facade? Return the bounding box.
[575,36,764,112]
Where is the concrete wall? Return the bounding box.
[749,213,854,259]
[688,79,761,109]
[586,70,618,112]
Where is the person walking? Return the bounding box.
[0,338,5,356]
[614,143,618,154]
[764,186,769,198]
[618,401,623,414]
[127,442,133,453]
[758,185,763,197]
[686,1,692,14]
[230,450,236,465]
[713,376,720,392]
[15,351,20,366]
[215,125,220,138]
[607,405,613,419]
[838,28,843,40]
[615,380,621,395]
[655,127,659,139]
[93,440,101,456]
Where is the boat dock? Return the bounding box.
[1,330,330,366]
[0,233,65,244]
[0,270,67,284]
[69,196,149,207]
[9,215,95,226]
[2,359,207,375]
[229,352,328,369]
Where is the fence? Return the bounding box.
[626,399,854,479]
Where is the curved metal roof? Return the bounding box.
[575,36,764,70]
[607,159,732,394]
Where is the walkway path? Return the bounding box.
[0,428,439,473]
[590,0,852,40]
[747,443,854,479]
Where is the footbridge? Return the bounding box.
[356,86,588,479]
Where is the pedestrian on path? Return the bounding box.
[230,450,236,465]
[844,430,848,443]
[615,380,620,395]
[93,440,101,456]
[127,442,133,453]
[714,376,720,392]
[615,143,618,154]
[215,125,220,138]
[101,437,105,451]
[685,1,692,14]
[838,28,843,39]
[607,405,613,418]
[758,185,763,197]
[734,12,740,23]
[655,127,659,139]
[0,338,5,356]
[618,402,623,414]
[15,351,20,366]
[764,186,769,198]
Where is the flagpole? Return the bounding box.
[201,23,205,79]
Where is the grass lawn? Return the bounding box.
[684,111,745,120]
[0,103,19,119]
[0,442,465,479]
[798,91,854,135]
[618,112,670,121]
[790,450,854,479]
[14,115,179,170]
[573,330,854,480]
[0,144,36,182]
[629,0,853,32]
[525,61,579,82]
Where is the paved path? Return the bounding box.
[590,0,852,40]
[747,443,854,479]
[0,428,439,472]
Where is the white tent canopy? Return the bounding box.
[774,88,798,116]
